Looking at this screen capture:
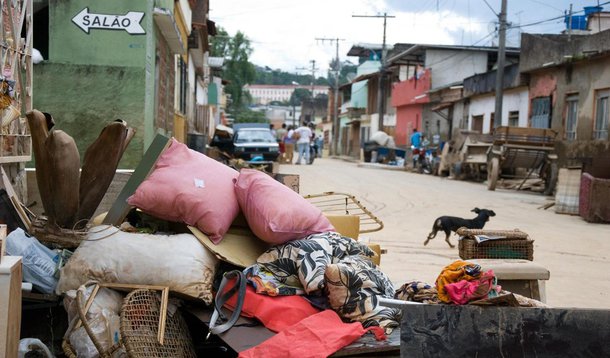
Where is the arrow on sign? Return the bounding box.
[72,7,145,35]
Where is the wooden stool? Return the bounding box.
[470,259,550,303]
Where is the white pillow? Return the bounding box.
[57,225,218,304]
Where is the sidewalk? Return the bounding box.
[329,155,408,171]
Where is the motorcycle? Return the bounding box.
[308,142,317,164]
[411,138,440,174]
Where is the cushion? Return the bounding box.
[234,169,334,244]
[57,225,218,304]
[127,138,239,243]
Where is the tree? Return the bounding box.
[233,109,267,123]
[289,88,312,107]
[210,27,256,114]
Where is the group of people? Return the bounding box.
[271,122,322,165]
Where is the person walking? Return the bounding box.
[284,125,296,164]
[276,123,287,162]
[294,122,312,165]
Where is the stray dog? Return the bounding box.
[423,208,496,248]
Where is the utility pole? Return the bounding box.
[568,4,572,41]
[352,13,395,132]
[493,0,507,130]
[316,37,345,156]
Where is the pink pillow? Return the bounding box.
[234,169,335,244]
[127,138,239,243]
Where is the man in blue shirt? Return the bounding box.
[410,128,423,168]
[410,128,422,148]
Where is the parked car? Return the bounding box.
[210,124,280,162]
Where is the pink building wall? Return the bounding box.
[391,69,431,146]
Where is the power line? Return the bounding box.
[482,0,498,17]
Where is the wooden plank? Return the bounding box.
[0,256,22,358]
[10,195,31,232]
[102,134,170,225]
[158,287,169,344]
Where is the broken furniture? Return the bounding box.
[456,228,549,302]
[437,130,492,180]
[579,172,610,223]
[487,126,558,195]
[456,132,493,180]
[62,282,196,358]
[469,259,550,303]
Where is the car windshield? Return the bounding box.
[234,129,276,143]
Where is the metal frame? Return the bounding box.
[303,191,384,234]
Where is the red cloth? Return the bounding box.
[224,283,321,332]
[238,310,386,358]
[445,269,499,304]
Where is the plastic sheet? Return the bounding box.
[5,228,58,293]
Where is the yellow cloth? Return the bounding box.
[435,260,482,303]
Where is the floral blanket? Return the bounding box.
[245,232,401,332]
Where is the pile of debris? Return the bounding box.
[2,110,552,358]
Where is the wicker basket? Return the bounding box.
[121,289,196,358]
[459,237,534,261]
[457,228,534,261]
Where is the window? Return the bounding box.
[508,111,519,127]
[489,113,494,133]
[472,115,483,132]
[531,96,551,128]
[565,95,578,141]
[594,90,609,140]
[176,56,188,115]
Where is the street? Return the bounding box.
[280,158,610,309]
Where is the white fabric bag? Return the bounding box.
[57,225,218,304]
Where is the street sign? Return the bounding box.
[72,7,145,35]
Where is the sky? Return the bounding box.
[210,1,607,76]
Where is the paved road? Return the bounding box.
[280,157,610,308]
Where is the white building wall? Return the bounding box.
[588,13,610,33]
[245,85,328,105]
[426,50,488,89]
[468,88,529,133]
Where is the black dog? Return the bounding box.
[424,208,496,248]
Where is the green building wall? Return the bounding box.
[33,63,145,168]
[33,0,154,168]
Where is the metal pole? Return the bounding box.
[493,0,507,129]
[377,13,389,132]
[568,4,572,41]
[311,60,316,125]
[352,13,395,133]
[333,39,341,156]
